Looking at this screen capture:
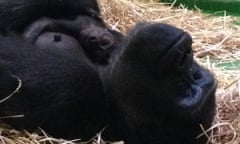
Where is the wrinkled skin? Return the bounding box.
[0,0,216,143]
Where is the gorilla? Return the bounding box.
[0,0,217,144]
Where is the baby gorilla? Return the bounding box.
[23,15,116,64]
[110,23,217,144]
[0,35,108,139]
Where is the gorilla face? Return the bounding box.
[111,23,216,144]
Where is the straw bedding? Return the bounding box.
[1,0,240,143]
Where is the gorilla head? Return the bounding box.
[23,16,116,64]
[111,23,217,144]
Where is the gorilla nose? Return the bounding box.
[99,33,114,49]
[85,32,113,50]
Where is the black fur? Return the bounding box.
[110,23,216,144]
[0,0,216,143]
[0,36,108,139]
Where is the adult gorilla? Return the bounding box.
[0,0,217,144]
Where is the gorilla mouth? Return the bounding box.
[177,65,216,111]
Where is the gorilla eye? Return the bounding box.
[185,46,191,54]
[179,51,187,68]
[177,45,192,69]
[89,36,97,42]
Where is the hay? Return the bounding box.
[1,0,240,143]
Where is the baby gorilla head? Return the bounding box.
[23,15,116,64]
[111,23,216,144]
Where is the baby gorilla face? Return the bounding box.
[23,15,115,64]
[111,23,216,144]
